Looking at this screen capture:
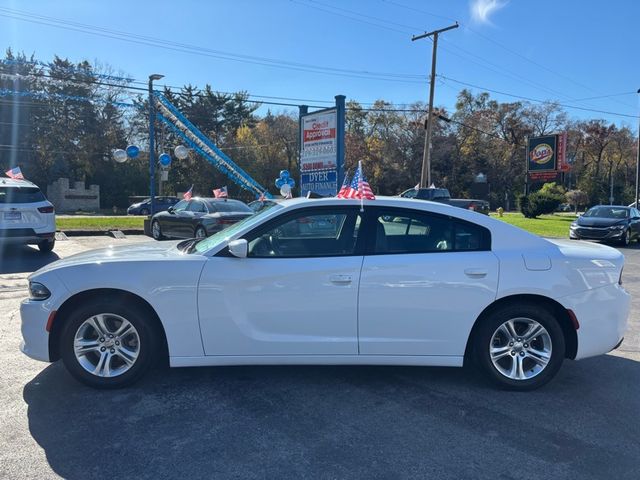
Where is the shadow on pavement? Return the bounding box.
[24,356,640,479]
[0,244,59,274]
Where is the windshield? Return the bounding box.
[193,202,283,253]
[583,207,629,219]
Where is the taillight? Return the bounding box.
[38,206,54,214]
[468,203,477,211]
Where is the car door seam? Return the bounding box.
[356,255,366,355]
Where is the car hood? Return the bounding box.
[31,240,188,277]
[576,217,626,227]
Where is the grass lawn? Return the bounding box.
[56,216,144,231]
[490,212,574,238]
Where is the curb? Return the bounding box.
[58,229,147,237]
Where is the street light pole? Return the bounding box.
[636,88,640,209]
[148,73,164,217]
[412,22,458,188]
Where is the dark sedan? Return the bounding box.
[151,197,253,240]
[127,196,179,215]
[569,205,640,246]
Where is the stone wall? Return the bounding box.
[47,178,100,213]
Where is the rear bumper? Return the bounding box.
[558,283,630,360]
[0,230,55,245]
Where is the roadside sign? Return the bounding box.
[300,170,337,197]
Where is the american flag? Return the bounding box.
[345,161,375,200]
[213,186,228,198]
[258,192,266,202]
[336,171,350,198]
[183,185,193,200]
[5,166,24,180]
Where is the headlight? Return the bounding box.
[29,281,51,301]
[570,222,577,228]
[611,225,626,230]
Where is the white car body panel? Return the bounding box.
[0,178,55,244]
[198,256,363,355]
[19,197,630,374]
[358,251,499,356]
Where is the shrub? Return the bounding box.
[518,191,563,218]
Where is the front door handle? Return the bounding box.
[464,269,487,278]
[330,274,353,285]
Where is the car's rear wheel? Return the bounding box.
[60,301,159,389]
[151,220,164,240]
[474,304,565,390]
[194,226,207,239]
[38,238,55,253]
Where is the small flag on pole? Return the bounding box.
[414,183,420,190]
[336,171,351,198]
[213,186,228,198]
[183,185,193,200]
[346,161,375,200]
[258,192,266,202]
[5,166,24,179]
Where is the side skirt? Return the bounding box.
[170,355,464,368]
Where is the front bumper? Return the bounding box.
[20,298,54,362]
[558,282,630,360]
[570,226,626,241]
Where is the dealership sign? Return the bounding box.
[300,170,338,197]
[300,109,337,172]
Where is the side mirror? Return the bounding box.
[228,239,248,258]
[167,206,174,213]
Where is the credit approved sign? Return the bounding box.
[300,109,337,172]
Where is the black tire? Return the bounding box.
[140,208,150,216]
[60,300,160,389]
[620,229,630,247]
[151,220,164,240]
[38,238,55,253]
[194,226,207,240]
[473,303,565,391]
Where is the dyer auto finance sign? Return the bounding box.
[300,109,337,172]
[300,170,338,197]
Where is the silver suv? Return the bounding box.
[0,178,56,252]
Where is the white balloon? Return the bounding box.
[113,149,127,163]
[174,145,189,160]
[279,184,292,196]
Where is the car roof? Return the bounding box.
[194,197,246,203]
[0,177,39,188]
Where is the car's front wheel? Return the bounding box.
[60,301,159,388]
[620,228,631,247]
[194,226,207,239]
[151,220,164,240]
[474,304,565,390]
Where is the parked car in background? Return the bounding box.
[569,205,640,246]
[151,198,253,240]
[21,196,629,390]
[400,187,490,215]
[127,196,179,215]
[0,177,55,252]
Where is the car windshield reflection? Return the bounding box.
[191,202,283,254]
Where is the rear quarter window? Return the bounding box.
[0,187,46,204]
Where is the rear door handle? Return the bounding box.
[330,274,353,285]
[464,269,487,278]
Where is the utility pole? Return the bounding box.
[635,88,640,208]
[412,22,458,188]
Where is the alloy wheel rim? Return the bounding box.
[152,222,160,238]
[73,313,140,378]
[195,228,206,239]
[489,317,552,381]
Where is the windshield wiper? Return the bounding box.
[177,238,203,253]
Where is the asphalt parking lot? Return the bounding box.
[0,236,638,479]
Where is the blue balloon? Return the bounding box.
[159,153,171,166]
[287,178,295,188]
[280,170,290,179]
[275,178,285,188]
[126,145,140,158]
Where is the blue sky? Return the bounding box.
[1,0,639,127]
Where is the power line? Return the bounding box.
[439,74,639,119]
[0,7,427,84]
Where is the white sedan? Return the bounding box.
[20,197,629,390]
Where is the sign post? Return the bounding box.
[299,95,345,197]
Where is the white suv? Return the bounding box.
[0,178,56,252]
